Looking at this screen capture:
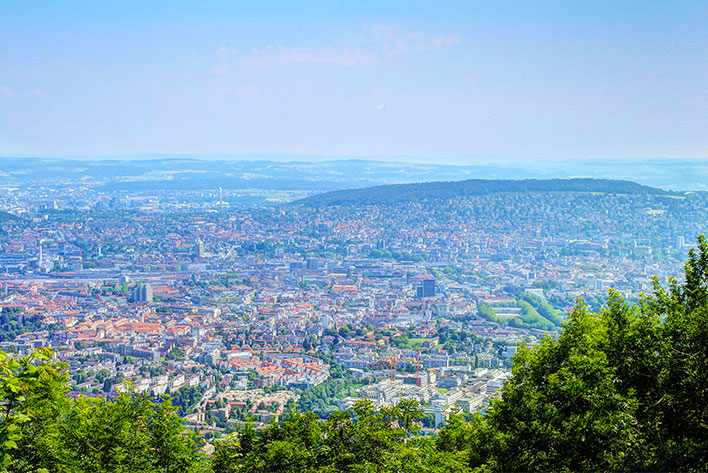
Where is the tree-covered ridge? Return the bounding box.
[295,178,671,207]
[4,237,708,472]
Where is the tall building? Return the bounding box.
[196,238,206,258]
[436,303,449,318]
[422,279,436,298]
[416,278,436,298]
[306,258,320,270]
[131,284,153,303]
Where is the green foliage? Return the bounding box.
[62,394,205,473]
[508,299,555,331]
[451,235,708,472]
[482,301,647,471]
[479,299,558,331]
[171,384,207,416]
[166,347,185,361]
[368,248,425,262]
[297,178,669,207]
[531,279,561,290]
[0,347,69,472]
[436,326,481,353]
[211,400,467,473]
[95,368,111,383]
[517,292,564,325]
[296,378,364,418]
[0,349,206,472]
[0,314,43,343]
[477,303,497,322]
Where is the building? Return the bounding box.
[130,284,153,303]
[306,258,320,270]
[196,238,206,258]
[417,279,436,298]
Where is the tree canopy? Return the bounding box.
[296,178,668,207]
[0,348,205,472]
[439,235,708,472]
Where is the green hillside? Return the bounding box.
[295,178,670,207]
[477,293,564,331]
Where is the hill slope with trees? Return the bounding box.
[295,178,671,207]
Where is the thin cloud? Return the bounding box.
[210,64,230,75]
[362,23,460,56]
[216,46,236,62]
[211,23,459,70]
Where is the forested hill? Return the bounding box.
[295,178,670,207]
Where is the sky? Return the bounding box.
[0,1,707,162]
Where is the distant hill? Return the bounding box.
[294,178,671,207]
[5,157,708,191]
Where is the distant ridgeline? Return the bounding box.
[294,178,672,206]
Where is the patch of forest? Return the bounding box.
[295,178,670,207]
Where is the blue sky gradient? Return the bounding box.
[1,1,707,162]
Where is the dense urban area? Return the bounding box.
[0,177,702,450]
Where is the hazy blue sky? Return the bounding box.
[1,1,707,162]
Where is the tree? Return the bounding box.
[166,347,185,361]
[212,400,436,472]
[479,301,647,471]
[61,392,205,472]
[447,235,708,472]
[95,368,111,383]
[649,234,708,469]
[0,347,69,472]
[0,348,206,472]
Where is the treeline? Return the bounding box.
[0,313,44,343]
[0,349,205,472]
[296,178,668,207]
[296,378,365,418]
[4,238,708,471]
[211,399,465,472]
[477,292,564,331]
[368,248,425,262]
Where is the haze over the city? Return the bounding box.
[1,1,707,162]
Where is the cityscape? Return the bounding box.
[2,1,708,470]
[0,166,702,443]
